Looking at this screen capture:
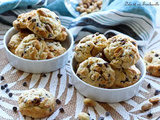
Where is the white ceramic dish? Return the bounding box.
[70,56,146,103]
[4,27,74,73]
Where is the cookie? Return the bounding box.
[46,40,66,58]
[103,34,140,68]
[18,88,55,118]
[75,33,108,62]
[26,8,61,39]
[54,26,68,41]
[8,30,32,54]
[111,65,141,88]
[13,13,29,30]
[76,57,115,88]
[144,50,160,76]
[15,34,51,60]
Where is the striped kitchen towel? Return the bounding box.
[0,0,157,42]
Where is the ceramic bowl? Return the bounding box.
[4,27,74,73]
[64,0,109,17]
[70,56,146,103]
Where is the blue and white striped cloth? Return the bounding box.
[0,0,156,42]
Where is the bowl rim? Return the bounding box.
[70,55,146,91]
[3,26,74,63]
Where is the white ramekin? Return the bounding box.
[4,27,74,73]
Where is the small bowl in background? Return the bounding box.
[3,27,74,73]
[64,0,109,17]
[70,56,146,103]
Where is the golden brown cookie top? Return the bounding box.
[26,8,61,39]
[15,34,50,60]
[76,57,115,88]
[75,33,108,63]
[18,88,55,108]
[103,34,140,68]
[112,65,141,88]
[144,50,160,76]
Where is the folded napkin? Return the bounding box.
[0,0,156,42]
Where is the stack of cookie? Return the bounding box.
[8,8,67,60]
[75,33,141,88]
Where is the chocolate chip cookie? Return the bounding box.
[26,8,61,39]
[18,88,55,118]
[15,34,51,60]
[103,34,140,68]
[75,33,108,62]
[144,50,160,76]
[111,65,141,88]
[76,57,115,88]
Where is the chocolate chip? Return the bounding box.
[36,23,40,27]
[147,83,151,88]
[77,74,80,77]
[0,76,4,80]
[68,83,72,88]
[56,99,61,104]
[5,89,10,93]
[32,19,36,22]
[13,107,17,112]
[121,40,126,45]
[154,90,160,95]
[105,111,110,116]
[57,73,62,78]
[4,84,8,88]
[132,41,136,46]
[108,74,110,77]
[23,82,27,86]
[155,54,159,57]
[104,63,108,67]
[87,64,90,69]
[133,75,137,79]
[87,113,90,116]
[59,107,64,113]
[97,63,102,67]
[80,46,82,48]
[1,85,5,90]
[49,108,52,112]
[105,32,116,39]
[28,17,31,20]
[147,112,153,117]
[9,93,13,97]
[48,34,52,38]
[41,73,46,77]
[56,17,59,21]
[99,117,104,120]
[130,54,134,58]
[125,78,129,82]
